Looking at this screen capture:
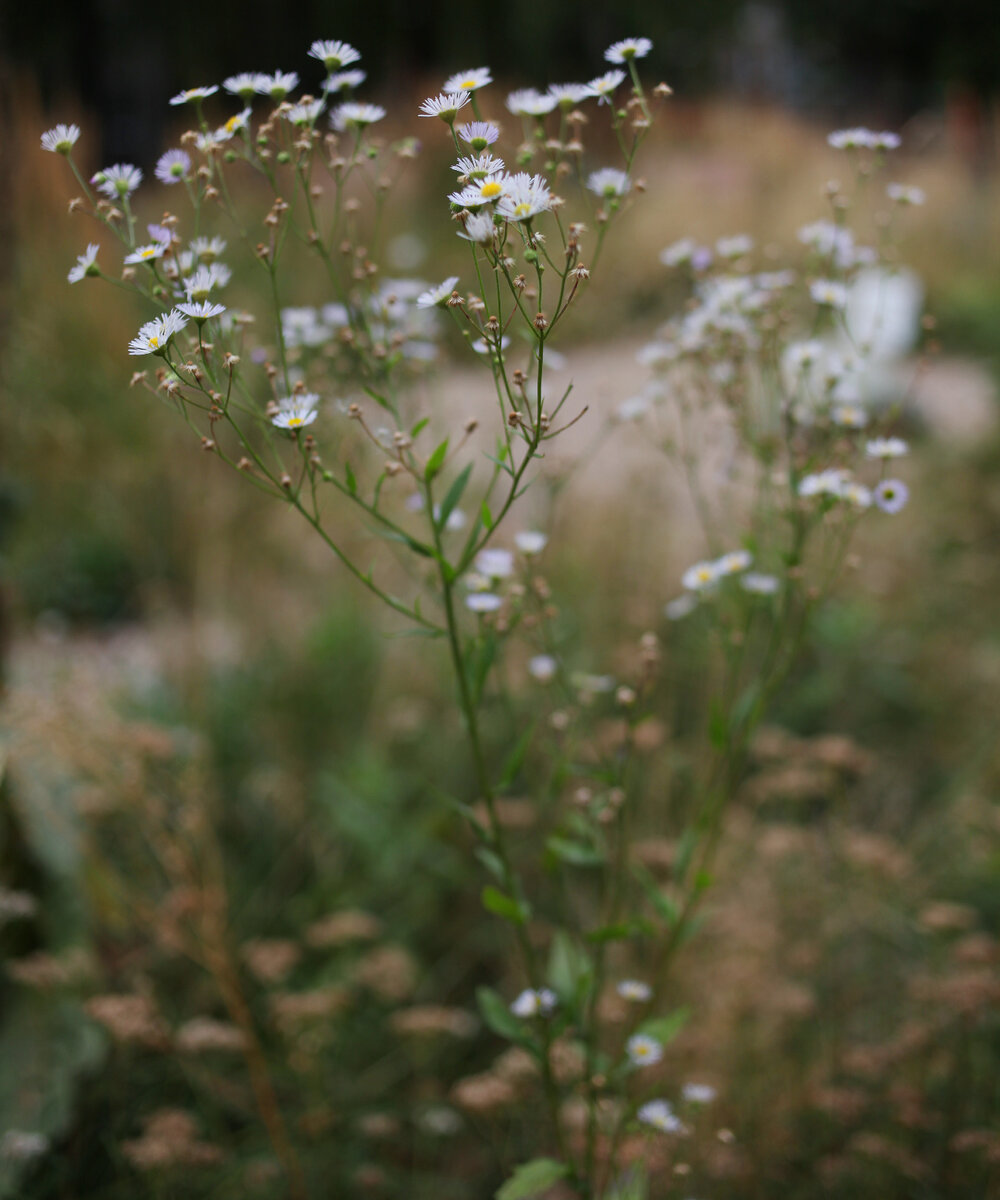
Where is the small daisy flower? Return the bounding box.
[256,70,300,99]
[506,88,557,117]
[443,67,492,93]
[715,549,752,575]
[40,123,80,154]
[865,437,908,459]
[416,277,459,309]
[828,127,876,150]
[810,279,849,308]
[323,69,366,93]
[94,164,142,199]
[637,1100,683,1134]
[419,90,470,123]
[332,102,386,131]
[272,394,320,430]
[155,148,192,185]
[308,40,361,71]
[605,37,653,63]
[177,299,227,322]
[184,263,232,301]
[127,310,188,356]
[124,242,167,266]
[665,594,698,620]
[785,339,824,374]
[874,479,909,514]
[587,69,626,104]
[466,593,503,613]
[475,548,514,578]
[284,98,324,125]
[67,243,100,284]
[660,238,698,267]
[887,183,925,206]
[190,235,227,262]
[510,988,557,1017]
[449,172,509,208]
[194,130,230,153]
[626,1034,663,1066]
[682,1083,717,1104]
[716,234,754,258]
[587,168,631,198]
[548,83,592,107]
[458,121,500,149]
[515,531,547,555]
[798,468,850,498]
[471,335,510,355]
[871,131,902,150]
[682,560,720,591]
[452,153,505,178]
[169,85,219,106]
[496,173,552,222]
[841,481,873,509]
[616,979,652,1002]
[741,572,780,595]
[833,404,868,429]
[528,654,557,683]
[220,107,252,136]
[458,211,498,244]
[223,73,259,99]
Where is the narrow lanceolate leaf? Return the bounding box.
[480,500,494,530]
[476,986,527,1042]
[482,885,529,925]
[637,1007,690,1047]
[344,460,357,495]
[437,463,473,531]
[425,436,449,481]
[495,1158,569,1200]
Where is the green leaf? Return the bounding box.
[708,698,728,750]
[547,932,592,1006]
[475,846,506,881]
[603,1166,649,1200]
[632,863,679,926]
[497,722,536,792]
[425,437,449,481]
[482,885,529,925]
[411,416,430,438]
[437,463,473,532]
[496,1158,569,1200]
[674,827,698,880]
[546,836,605,867]
[480,500,494,530]
[344,461,358,495]
[477,986,527,1042]
[637,1007,690,1046]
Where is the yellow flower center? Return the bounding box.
[480,181,502,199]
[148,336,159,349]
[461,78,477,88]
[287,416,303,427]
[141,247,157,259]
[225,115,241,133]
[514,202,532,217]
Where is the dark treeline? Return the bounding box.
[2,0,996,158]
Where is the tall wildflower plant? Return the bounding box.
[42,38,927,1198]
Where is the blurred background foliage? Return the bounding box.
[2,3,1000,1198]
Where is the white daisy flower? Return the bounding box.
[458,121,500,148]
[682,1083,717,1104]
[874,479,909,514]
[528,654,557,683]
[828,127,876,150]
[617,395,651,421]
[665,593,698,620]
[272,394,320,430]
[68,243,100,284]
[332,102,386,131]
[548,83,592,107]
[506,88,557,116]
[308,40,361,71]
[496,173,552,222]
[715,549,752,575]
[323,69,366,93]
[93,164,142,199]
[616,979,652,1002]
[626,1034,663,1066]
[256,70,300,99]
[510,988,557,1017]
[284,98,324,125]
[716,234,753,258]
[124,242,167,266]
[741,572,780,595]
[587,168,631,198]
[784,339,824,374]
[870,131,901,150]
[682,560,721,591]
[810,279,849,308]
[865,437,908,459]
[449,172,508,208]
[660,238,698,267]
[415,277,459,309]
[169,85,219,106]
[177,299,227,322]
[514,531,547,555]
[127,310,188,356]
[587,69,626,104]
[475,548,514,578]
[471,335,510,355]
[797,468,850,498]
[184,263,231,301]
[443,67,492,93]
[220,107,252,137]
[466,593,503,613]
[605,37,653,63]
[223,73,259,98]
[452,153,505,178]
[190,235,227,262]
[841,481,873,509]
[194,130,230,153]
[637,1100,683,1133]
[832,404,868,429]
[155,148,191,185]
[887,183,925,206]
[419,90,470,122]
[41,123,80,154]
